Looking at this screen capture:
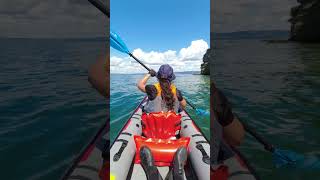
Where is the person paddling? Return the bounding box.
[211,81,247,180]
[137,64,188,180]
[88,54,109,98]
[137,64,186,113]
[211,82,245,147]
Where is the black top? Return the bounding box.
[145,85,183,101]
[212,86,234,127]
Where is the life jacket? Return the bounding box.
[144,82,180,113]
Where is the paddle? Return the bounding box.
[110,30,151,71]
[87,0,209,116]
[87,0,109,17]
[110,30,210,116]
[212,86,320,169]
[185,99,209,116]
[236,114,320,169]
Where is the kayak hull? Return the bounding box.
[62,97,259,180]
[110,97,210,180]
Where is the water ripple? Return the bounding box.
[213,39,320,179]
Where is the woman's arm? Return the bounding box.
[223,116,245,146]
[137,74,151,93]
[88,55,109,98]
[180,98,187,109]
[212,82,245,146]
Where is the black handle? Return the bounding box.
[196,143,210,164]
[213,88,275,153]
[129,53,151,72]
[235,114,274,152]
[185,99,196,110]
[87,0,110,18]
[113,139,128,162]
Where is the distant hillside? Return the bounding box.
[289,0,320,42]
[213,30,289,40]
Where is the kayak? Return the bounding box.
[61,120,109,180]
[110,97,210,180]
[212,112,259,180]
[214,140,259,180]
[62,97,258,180]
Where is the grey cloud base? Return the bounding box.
[213,0,298,33]
[0,0,106,38]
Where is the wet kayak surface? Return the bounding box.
[213,39,320,179]
[0,38,106,180]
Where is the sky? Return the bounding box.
[214,0,298,33]
[110,0,210,74]
[0,0,107,38]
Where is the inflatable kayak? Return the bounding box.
[62,97,258,180]
[212,140,259,180]
[212,112,259,180]
[61,121,109,180]
[110,97,210,180]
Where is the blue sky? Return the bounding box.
[110,0,210,73]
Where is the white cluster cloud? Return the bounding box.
[110,39,209,74]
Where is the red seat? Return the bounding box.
[134,136,190,166]
[141,111,181,139]
[134,111,190,166]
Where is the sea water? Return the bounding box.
[213,39,320,179]
[0,38,106,180]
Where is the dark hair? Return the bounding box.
[159,78,175,110]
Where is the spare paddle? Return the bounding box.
[235,114,320,169]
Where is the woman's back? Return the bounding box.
[137,64,187,113]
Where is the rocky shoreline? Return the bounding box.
[200,48,211,75]
[289,0,320,42]
[200,0,320,75]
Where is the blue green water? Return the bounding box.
[213,39,320,179]
[110,73,210,142]
[0,38,106,180]
[2,37,318,180]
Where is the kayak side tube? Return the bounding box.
[110,107,143,180]
[180,111,210,180]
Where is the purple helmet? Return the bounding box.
[156,64,176,81]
